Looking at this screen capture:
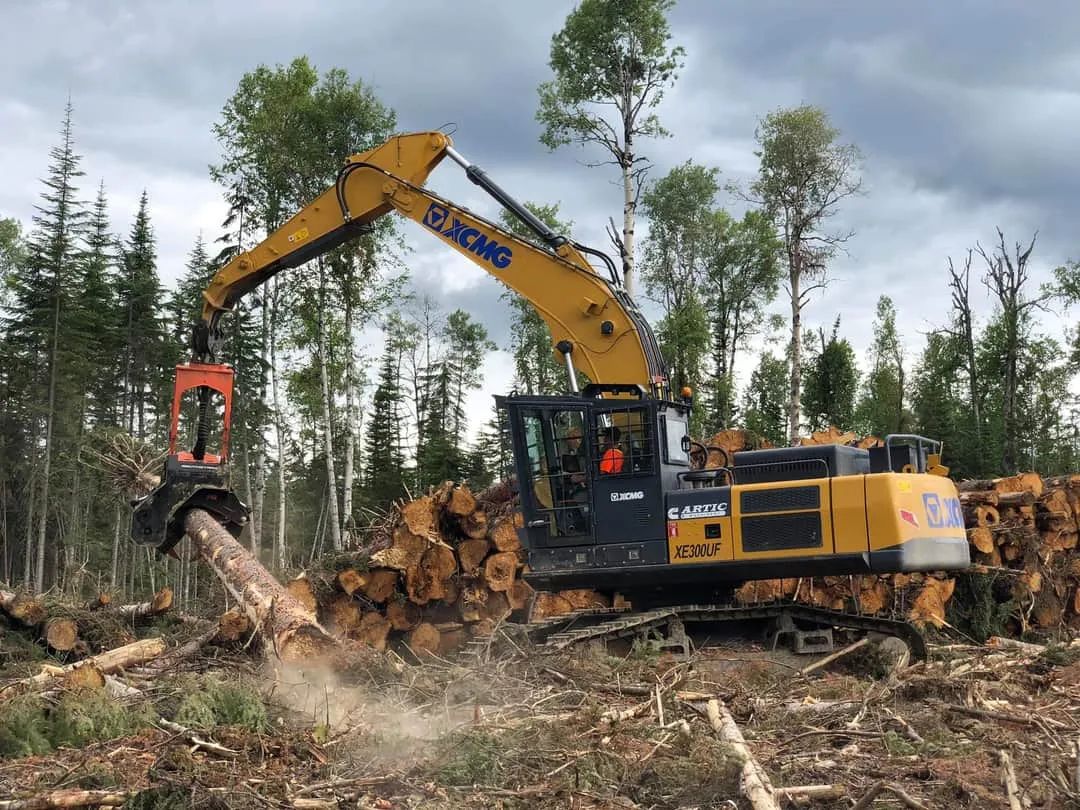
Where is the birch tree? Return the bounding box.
[537,0,684,296]
[741,105,862,443]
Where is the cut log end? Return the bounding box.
[489,517,522,553]
[0,590,46,627]
[483,552,518,592]
[285,575,318,615]
[408,622,441,656]
[214,608,253,645]
[357,612,392,651]
[44,618,79,652]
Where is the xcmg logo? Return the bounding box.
[422,203,513,269]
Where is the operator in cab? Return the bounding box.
[599,426,624,474]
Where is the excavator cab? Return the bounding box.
[500,384,692,579]
[130,363,249,554]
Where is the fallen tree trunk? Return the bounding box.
[127,628,217,681]
[183,508,346,665]
[1,637,166,700]
[706,698,779,810]
[114,586,173,621]
[0,789,131,810]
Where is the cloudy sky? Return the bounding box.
[1,0,1075,432]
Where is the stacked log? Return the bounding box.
[734,472,1080,631]
[315,481,605,655]
[701,429,771,468]
[798,425,882,449]
[698,426,880,468]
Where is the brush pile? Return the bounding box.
[0,587,173,660]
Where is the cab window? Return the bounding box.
[592,405,653,476]
[520,409,589,537]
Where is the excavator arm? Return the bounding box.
[132,130,668,552]
[195,130,667,391]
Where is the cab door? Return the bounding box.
[589,403,665,545]
[507,404,594,549]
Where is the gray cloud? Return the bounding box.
[1,0,1074,410]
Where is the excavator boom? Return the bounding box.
[195,131,666,393]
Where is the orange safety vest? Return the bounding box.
[600,447,624,474]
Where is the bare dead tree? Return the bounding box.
[944,250,982,462]
[976,228,1050,472]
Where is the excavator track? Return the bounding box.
[523,601,928,661]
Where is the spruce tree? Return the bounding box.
[7,102,88,589]
[415,360,461,487]
[78,181,123,426]
[854,296,907,437]
[802,318,859,433]
[362,338,407,504]
[443,310,496,449]
[118,191,164,438]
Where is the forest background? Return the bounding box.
[0,0,1077,601]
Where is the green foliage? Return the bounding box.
[0,691,152,759]
[0,697,52,758]
[435,729,503,786]
[911,332,983,476]
[537,0,683,155]
[704,209,782,431]
[538,0,683,289]
[946,572,1014,642]
[175,676,267,732]
[212,56,396,223]
[855,296,908,437]
[49,690,153,748]
[655,292,710,406]
[802,318,858,432]
[978,312,1077,474]
[748,104,862,442]
[118,190,166,436]
[0,217,26,286]
[641,161,717,397]
[742,352,789,445]
[750,105,862,238]
[0,627,47,676]
[361,314,412,505]
[413,308,495,490]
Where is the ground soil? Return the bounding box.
[1,613,1078,809]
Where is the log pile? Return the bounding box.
[701,429,772,468]
[0,588,174,657]
[735,472,1080,632]
[308,481,615,656]
[798,425,882,449]
[698,425,880,468]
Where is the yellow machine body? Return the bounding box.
[665,472,968,576]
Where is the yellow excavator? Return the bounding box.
[131,131,969,657]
